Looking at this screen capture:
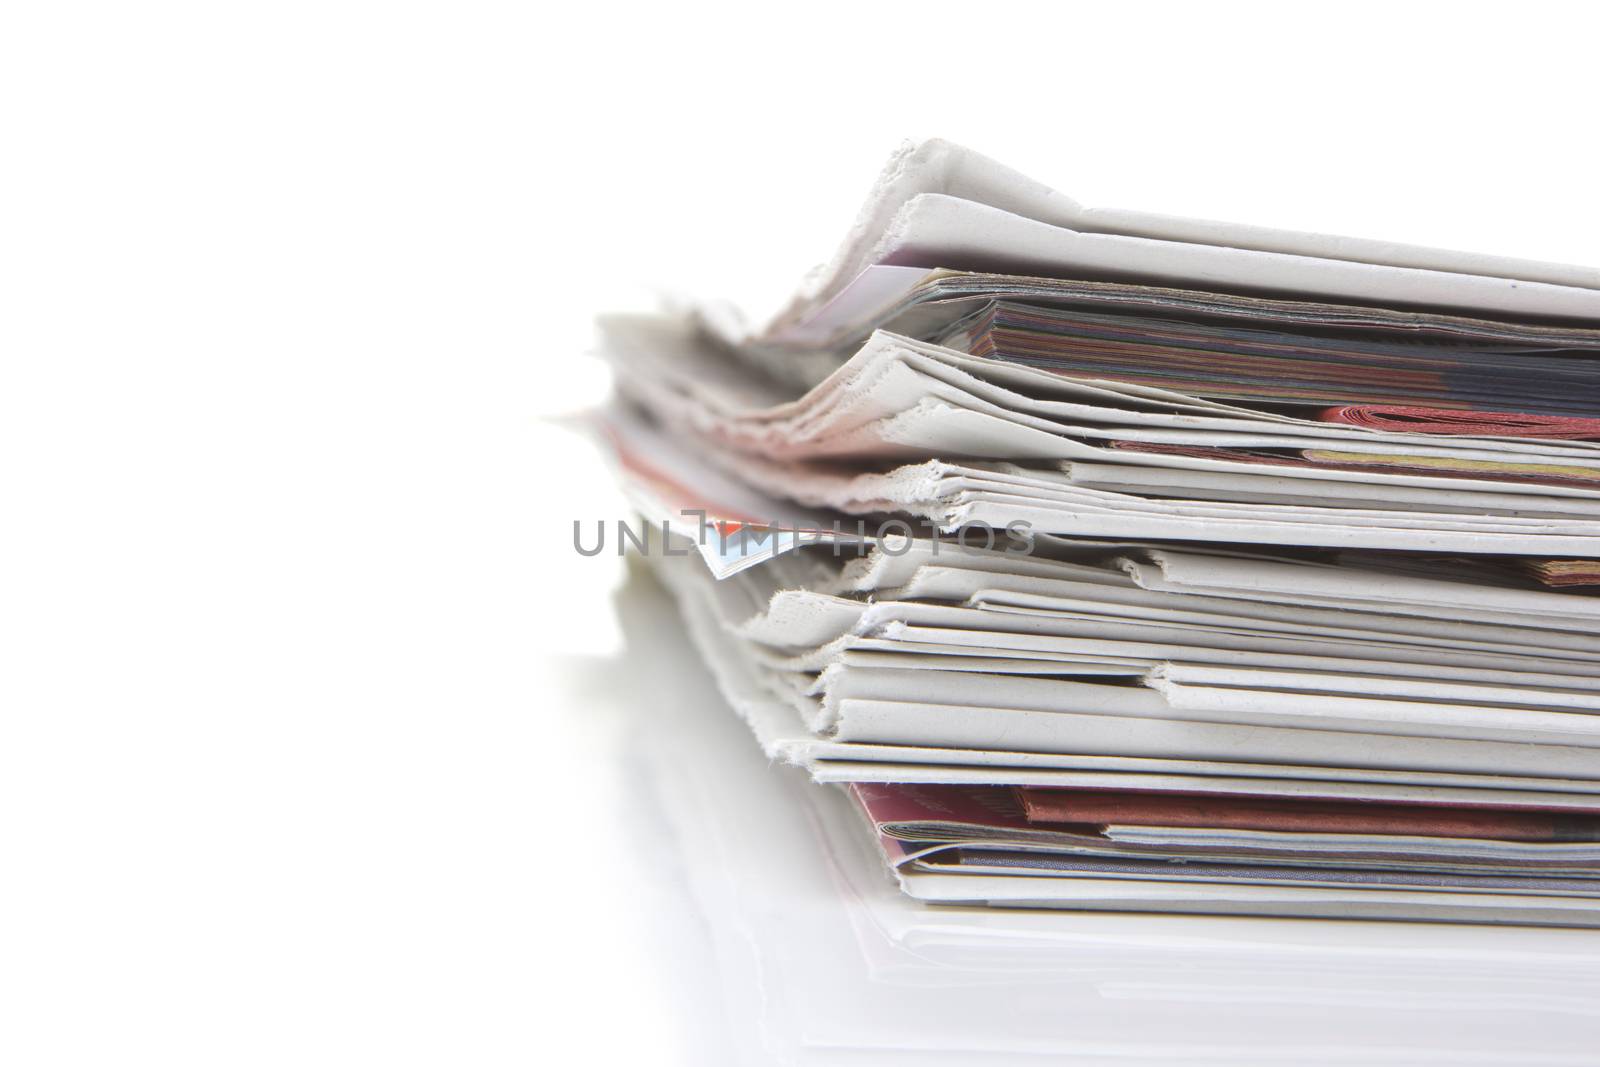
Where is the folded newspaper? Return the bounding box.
[591,138,1600,925]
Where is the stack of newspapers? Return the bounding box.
[594,139,1600,925]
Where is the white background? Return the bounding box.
[6,2,1600,1063]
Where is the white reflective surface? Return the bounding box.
[562,567,1600,1066]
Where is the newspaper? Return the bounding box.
[589,138,1600,923]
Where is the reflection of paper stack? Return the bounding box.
[594,139,1600,924]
